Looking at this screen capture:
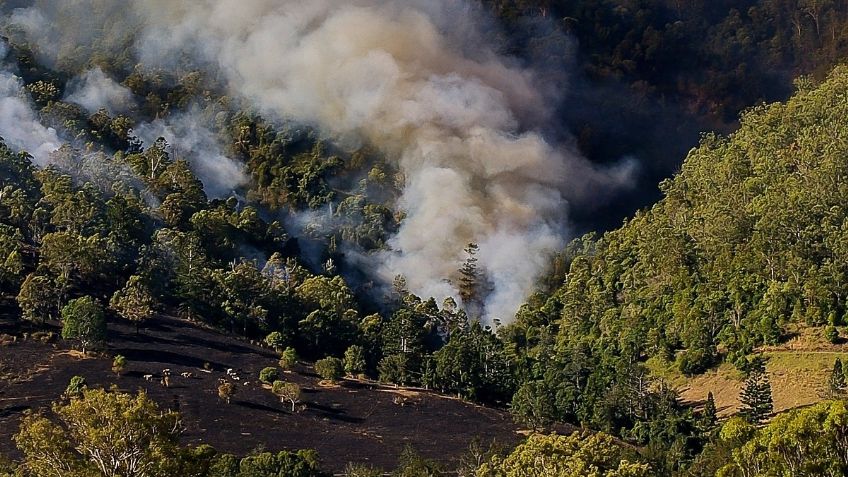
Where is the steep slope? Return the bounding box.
[0,314,522,472]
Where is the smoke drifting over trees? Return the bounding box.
[3,0,636,321]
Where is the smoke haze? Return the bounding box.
[5,0,637,321]
[64,67,136,115]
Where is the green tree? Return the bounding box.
[510,381,555,432]
[379,354,412,386]
[61,296,106,354]
[829,358,846,396]
[272,381,301,412]
[110,275,155,332]
[476,432,650,477]
[739,367,773,425]
[259,367,280,384]
[344,345,367,377]
[265,331,286,351]
[14,388,183,477]
[17,273,58,326]
[315,357,344,383]
[279,347,299,370]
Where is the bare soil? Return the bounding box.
[0,314,522,472]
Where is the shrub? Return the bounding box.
[279,347,298,370]
[259,367,280,384]
[65,376,86,397]
[112,355,127,376]
[218,382,236,404]
[314,357,344,382]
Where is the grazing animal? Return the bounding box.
[180,372,193,378]
[143,374,154,381]
[232,376,240,381]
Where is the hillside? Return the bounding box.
[0,314,522,472]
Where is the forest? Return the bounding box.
[3,0,848,476]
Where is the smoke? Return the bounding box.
[132,0,635,320]
[64,67,136,115]
[5,0,637,322]
[0,44,62,165]
[134,109,248,198]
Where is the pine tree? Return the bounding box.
[829,358,846,396]
[739,367,773,425]
[701,391,718,432]
[458,242,479,309]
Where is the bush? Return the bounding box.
[279,347,298,370]
[65,376,86,396]
[259,367,280,384]
[218,382,236,404]
[264,331,286,350]
[314,357,344,382]
[112,355,127,376]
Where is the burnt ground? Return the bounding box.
[0,314,522,472]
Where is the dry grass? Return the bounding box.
[678,351,848,417]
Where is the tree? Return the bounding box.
[259,367,280,384]
[379,354,411,386]
[265,331,286,351]
[344,345,366,377]
[110,275,155,332]
[510,381,555,432]
[16,273,57,326]
[476,432,651,477]
[61,296,106,354]
[701,391,719,433]
[739,367,773,424]
[218,382,236,404]
[458,242,480,313]
[272,381,301,412]
[279,347,299,371]
[314,357,344,383]
[14,388,183,477]
[829,358,846,396]
[826,325,840,343]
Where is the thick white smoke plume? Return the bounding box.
[0,44,61,165]
[64,67,136,115]
[135,110,248,198]
[6,1,636,321]
[130,0,635,321]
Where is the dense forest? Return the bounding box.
[3,0,848,476]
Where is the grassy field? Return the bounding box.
[661,348,848,418]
